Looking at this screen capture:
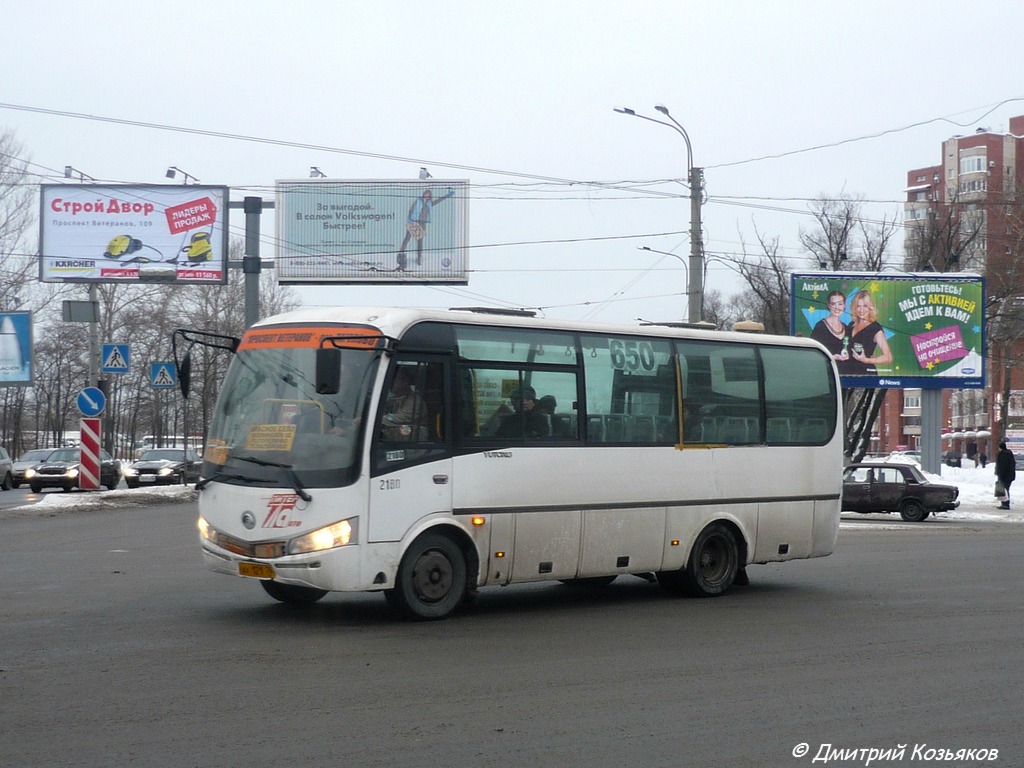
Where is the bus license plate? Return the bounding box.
[238,562,276,579]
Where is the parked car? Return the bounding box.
[24,447,122,492]
[0,447,13,490]
[124,448,201,488]
[842,462,959,522]
[11,448,56,489]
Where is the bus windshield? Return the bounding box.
[203,344,379,488]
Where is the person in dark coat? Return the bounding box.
[994,440,1016,510]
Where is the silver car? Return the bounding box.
[0,447,13,490]
[12,448,57,489]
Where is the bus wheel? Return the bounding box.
[659,523,739,597]
[260,580,328,605]
[392,532,467,620]
[900,500,927,523]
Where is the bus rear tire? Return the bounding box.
[658,522,739,598]
[260,579,328,605]
[391,532,467,620]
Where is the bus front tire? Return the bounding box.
[260,579,328,605]
[657,522,739,598]
[390,532,467,620]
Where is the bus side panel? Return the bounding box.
[509,510,582,582]
[580,507,666,576]
[811,498,841,558]
[752,500,815,562]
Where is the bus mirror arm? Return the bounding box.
[172,329,242,398]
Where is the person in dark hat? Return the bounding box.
[495,385,548,439]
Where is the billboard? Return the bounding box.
[790,272,985,390]
[39,184,229,284]
[275,179,468,284]
[0,310,33,386]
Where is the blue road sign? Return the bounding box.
[150,362,177,389]
[101,343,130,374]
[77,386,106,416]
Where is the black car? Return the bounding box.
[842,462,959,522]
[124,448,201,488]
[25,447,122,492]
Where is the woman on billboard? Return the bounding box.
[848,290,893,375]
[810,290,852,370]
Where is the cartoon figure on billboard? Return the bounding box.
[396,187,455,270]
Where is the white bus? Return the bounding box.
[188,307,842,620]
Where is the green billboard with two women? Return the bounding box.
[790,272,985,390]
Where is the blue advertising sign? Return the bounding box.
[0,310,33,386]
[275,179,469,285]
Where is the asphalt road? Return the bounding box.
[2,501,1021,768]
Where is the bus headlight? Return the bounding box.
[198,515,217,543]
[288,518,357,555]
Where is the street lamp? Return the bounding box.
[639,246,693,320]
[615,105,704,322]
[64,165,96,182]
[166,166,200,184]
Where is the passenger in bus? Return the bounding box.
[380,367,428,441]
[536,395,566,437]
[495,385,548,439]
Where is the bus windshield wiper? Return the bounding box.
[196,471,262,491]
[232,455,312,502]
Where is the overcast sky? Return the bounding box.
[5,0,1024,326]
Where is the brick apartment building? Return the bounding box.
[874,115,1024,460]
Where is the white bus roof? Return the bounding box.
[251,307,823,351]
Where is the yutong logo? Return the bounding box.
[263,493,304,528]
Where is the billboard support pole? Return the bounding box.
[88,283,99,387]
[229,196,275,330]
[921,389,942,475]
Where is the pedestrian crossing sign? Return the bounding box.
[101,344,130,374]
[150,361,177,389]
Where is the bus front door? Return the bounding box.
[367,357,453,545]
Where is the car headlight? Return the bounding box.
[24,468,36,479]
[66,467,79,479]
[124,467,138,477]
[157,466,175,476]
[288,518,357,555]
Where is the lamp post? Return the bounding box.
[165,166,199,184]
[639,246,692,321]
[615,105,704,322]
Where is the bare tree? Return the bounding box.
[727,224,794,335]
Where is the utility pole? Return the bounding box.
[616,105,704,322]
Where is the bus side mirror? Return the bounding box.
[316,347,341,394]
[179,350,192,397]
